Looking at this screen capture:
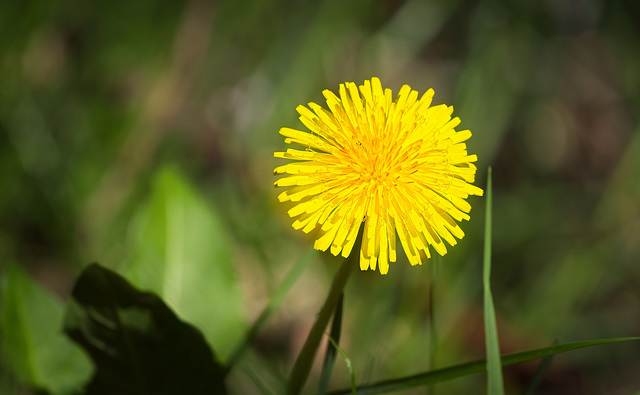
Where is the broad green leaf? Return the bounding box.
[483,167,504,395]
[64,263,227,394]
[327,337,640,395]
[123,165,246,363]
[0,263,92,394]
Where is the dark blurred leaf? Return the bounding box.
[64,263,227,395]
[124,165,246,363]
[0,263,92,394]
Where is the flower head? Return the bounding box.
[274,78,483,274]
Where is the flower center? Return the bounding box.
[355,138,397,189]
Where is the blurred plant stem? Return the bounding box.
[427,255,439,395]
[81,0,215,255]
[228,247,316,367]
[318,293,344,395]
[286,231,361,395]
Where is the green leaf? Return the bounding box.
[124,165,246,363]
[327,337,640,395]
[64,263,227,395]
[483,167,504,395]
[0,263,92,394]
[318,292,344,394]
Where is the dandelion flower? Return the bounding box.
[274,78,483,274]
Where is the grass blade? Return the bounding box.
[229,247,316,367]
[523,344,556,395]
[327,337,640,395]
[483,167,504,395]
[326,336,356,395]
[522,356,554,395]
[241,363,278,395]
[319,293,344,394]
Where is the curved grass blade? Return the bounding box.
[483,167,504,395]
[319,293,344,394]
[327,337,640,395]
[228,246,316,367]
[326,336,356,395]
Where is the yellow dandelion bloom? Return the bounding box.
[274,78,483,275]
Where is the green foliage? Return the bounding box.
[1,0,639,393]
[123,166,246,363]
[64,263,227,395]
[0,264,92,394]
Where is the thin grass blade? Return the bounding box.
[326,336,356,395]
[242,364,278,395]
[522,356,554,395]
[326,337,640,395]
[319,293,344,394]
[483,167,504,395]
[523,345,556,395]
[229,247,316,367]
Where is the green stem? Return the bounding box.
[428,255,439,395]
[287,252,357,395]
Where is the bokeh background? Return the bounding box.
[1,0,639,394]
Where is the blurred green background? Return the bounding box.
[1,0,639,393]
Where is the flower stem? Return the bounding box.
[287,250,358,394]
[428,255,440,395]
